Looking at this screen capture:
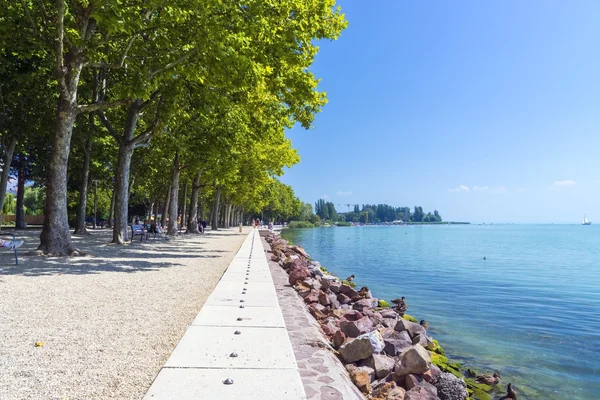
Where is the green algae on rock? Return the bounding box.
[402,314,418,323]
[378,299,391,308]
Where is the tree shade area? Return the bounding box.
[0,1,347,254]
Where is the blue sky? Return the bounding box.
[281,1,600,223]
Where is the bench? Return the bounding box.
[1,232,19,265]
[130,224,147,242]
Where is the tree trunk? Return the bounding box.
[108,188,115,228]
[211,186,221,230]
[186,172,201,233]
[181,181,188,230]
[39,96,79,255]
[15,165,25,229]
[74,138,92,234]
[167,153,180,236]
[154,200,159,224]
[0,135,17,229]
[112,143,134,243]
[161,183,172,229]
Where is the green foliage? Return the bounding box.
[288,221,315,228]
[341,204,442,223]
[336,221,352,226]
[342,280,357,288]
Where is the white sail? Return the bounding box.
[582,214,591,225]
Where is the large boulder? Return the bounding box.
[369,354,396,379]
[307,304,328,321]
[329,281,342,294]
[283,257,303,270]
[338,331,385,363]
[394,345,432,377]
[290,245,310,259]
[339,284,360,298]
[383,330,412,356]
[431,372,467,400]
[404,382,438,400]
[340,316,374,338]
[338,309,364,321]
[381,309,399,319]
[319,292,331,306]
[289,266,311,286]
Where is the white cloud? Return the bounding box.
[550,180,576,189]
[322,194,330,200]
[336,191,352,196]
[449,185,470,192]
[473,186,489,192]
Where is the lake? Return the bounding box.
[282,224,600,399]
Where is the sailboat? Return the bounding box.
[582,214,592,225]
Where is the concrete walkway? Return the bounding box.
[144,230,306,399]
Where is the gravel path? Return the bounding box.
[0,227,249,400]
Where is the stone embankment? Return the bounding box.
[266,232,499,400]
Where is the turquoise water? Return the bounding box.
[282,225,600,400]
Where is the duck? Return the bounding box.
[345,274,355,282]
[499,383,517,400]
[476,372,501,385]
[358,286,370,298]
[391,297,408,311]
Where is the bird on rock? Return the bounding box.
[358,286,370,298]
[476,372,501,385]
[499,383,517,400]
[345,274,355,282]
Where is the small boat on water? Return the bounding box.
[582,214,592,225]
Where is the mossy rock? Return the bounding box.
[430,339,445,355]
[378,300,391,308]
[464,378,494,400]
[341,280,357,287]
[431,353,462,379]
[319,266,328,272]
[403,314,418,323]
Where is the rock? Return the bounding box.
[382,318,398,328]
[303,277,322,290]
[337,293,352,304]
[339,284,360,298]
[431,372,467,400]
[338,309,364,321]
[386,387,407,400]
[319,292,331,306]
[394,345,432,377]
[308,304,328,320]
[340,316,374,338]
[289,266,311,286]
[381,310,399,319]
[429,364,442,380]
[329,294,341,309]
[304,290,320,304]
[422,370,433,383]
[404,382,438,400]
[329,281,342,294]
[357,365,376,382]
[338,331,384,363]
[405,374,422,390]
[332,330,346,349]
[383,331,412,356]
[349,368,372,395]
[370,354,397,379]
[307,264,323,277]
[283,257,303,270]
[395,319,426,339]
[373,381,397,398]
[309,260,321,268]
[290,245,310,259]
[319,276,331,291]
[321,322,337,336]
[295,282,312,298]
[353,298,374,312]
